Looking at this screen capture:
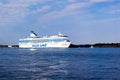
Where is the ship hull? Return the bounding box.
[19,42,71,48]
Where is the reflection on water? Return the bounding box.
[0,48,120,80]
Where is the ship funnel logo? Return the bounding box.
[30,31,38,37]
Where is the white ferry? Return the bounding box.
[19,31,71,48]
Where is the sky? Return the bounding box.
[0,0,120,45]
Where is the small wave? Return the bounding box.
[29,48,37,51]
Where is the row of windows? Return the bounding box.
[19,39,70,43]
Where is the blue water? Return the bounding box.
[0,48,120,80]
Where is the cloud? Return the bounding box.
[108,4,120,14]
[8,0,51,6]
[38,0,116,23]
[109,9,120,14]
[0,0,51,25]
[90,0,114,3]
[0,4,27,24]
[67,0,77,3]
[99,3,120,14]
[40,2,91,21]
[32,5,51,13]
[0,0,117,26]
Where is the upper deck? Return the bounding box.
[19,31,70,43]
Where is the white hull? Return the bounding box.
[19,42,71,48]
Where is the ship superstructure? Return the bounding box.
[19,31,71,48]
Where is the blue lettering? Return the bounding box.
[40,44,46,48]
[32,44,46,48]
[32,44,39,48]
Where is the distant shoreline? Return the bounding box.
[69,43,120,48]
[0,45,19,48]
[1,43,120,48]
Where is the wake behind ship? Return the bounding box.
[19,31,71,48]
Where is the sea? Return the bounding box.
[0,48,120,80]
